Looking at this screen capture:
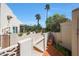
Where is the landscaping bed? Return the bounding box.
[54,43,71,56]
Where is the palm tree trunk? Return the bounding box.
[37,19,39,27]
[37,19,39,31]
[46,10,48,20]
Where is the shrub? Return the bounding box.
[27,32,30,35]
[55,43,71,56]
[18,33,23,36]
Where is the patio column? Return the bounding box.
[72,8,79,56]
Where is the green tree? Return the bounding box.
[31,25,37,31]
[46,13,70,32]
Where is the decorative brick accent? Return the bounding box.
[2,35,10,48]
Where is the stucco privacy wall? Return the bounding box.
[72,8,79,56]
[18,38,33,56]
[52,22,72,50]
[52,8,79,55]
[60,22,72,50]
[0,3,22,35]
[53,32,62,44]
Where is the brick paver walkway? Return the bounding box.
[43,45,64,56]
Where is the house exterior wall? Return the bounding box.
[0,3,22,35]
[0,3,22,48]
[72,8,79,56]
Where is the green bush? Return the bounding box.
[26,32,30,35]
[18,33,23,36]
[55,43,71,56]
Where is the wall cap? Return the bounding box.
[72,8,79,12]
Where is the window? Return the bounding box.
[13,27,18,33]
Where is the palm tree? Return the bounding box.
[35,14,41,27]
[45,4,50,19]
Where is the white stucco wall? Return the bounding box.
[18,38,33,56]
[0,3,22,35]
[0,4,1,35]
[60,22,72,50]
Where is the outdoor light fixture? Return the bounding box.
[7,15,13,22]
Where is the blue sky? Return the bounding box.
[7,3,79,27]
